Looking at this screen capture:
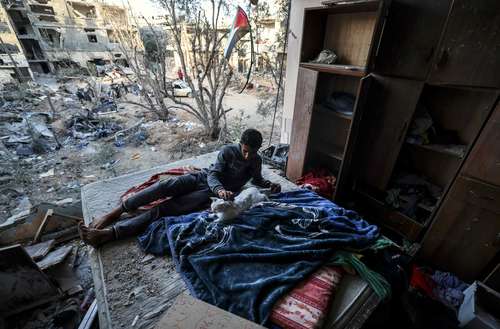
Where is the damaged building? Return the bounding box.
[0,4,32,82]
[0,0,139,75]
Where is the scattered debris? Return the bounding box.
[37,245,73,270]
[260,143,289,170]
[39,168,55,178]
[25,239,56,261]
[0,244,60,316]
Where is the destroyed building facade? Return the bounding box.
[0,0,138,77]
[0,4,32,82]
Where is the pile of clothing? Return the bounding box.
[385,173,442,221]
[410,266,469,310]
[296,169,336,199]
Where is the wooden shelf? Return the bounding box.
[355,189,425,241]
[300,63,366,77]
[316,104,353,121]
[307,1,380,15]
[407,142,466,159]
[399,195,436,213]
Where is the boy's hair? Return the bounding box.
[240,128,263,149]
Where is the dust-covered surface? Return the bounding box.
[82,152,296,329]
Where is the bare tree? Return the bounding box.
[158,0,235,140]
[102,9,173,121]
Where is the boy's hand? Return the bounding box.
[270,183,281,193]
[217,189,234,200]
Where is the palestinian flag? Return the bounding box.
[224,6,250,59]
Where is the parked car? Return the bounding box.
[172,80,192,97]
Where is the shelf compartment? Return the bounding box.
[301,3,380,67]
[300,63,366,77]
[314,144,345,162]
[316,104,353,121]
[406,142,466,159]
[355,189,425,241]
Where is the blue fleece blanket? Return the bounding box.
[138,189,380,324]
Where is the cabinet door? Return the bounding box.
[286,67,318,181]
[374,0,452,79]
[421,176,500,280]
[354,75,423,191]
[463,103,500,186]
[428,0,500,88]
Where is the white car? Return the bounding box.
[172,80,193,97]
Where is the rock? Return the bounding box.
[39,168,55,178]
[12,196,32,215]
[16,144,34,156]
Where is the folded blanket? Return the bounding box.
[138,189,380,325]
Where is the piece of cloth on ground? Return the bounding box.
[138,189,380,324]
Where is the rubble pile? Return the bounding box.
[0,202,95,329]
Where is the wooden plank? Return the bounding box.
[335,75,373,203]
[33,208,53,243]
[355,75,423,191]
[447,176,500,215]
[286,67,319,181]
[0,244,60,316]
[36,245,73,270]
[428,0,500,88]
[463,103,500,186]
[24,239,55,261]
[315,1,380,14]
[300,63,366,77]
[373,0,452,79]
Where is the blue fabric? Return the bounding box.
[138,189,380,324]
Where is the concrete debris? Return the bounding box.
[36,244,73,270]
[11,196,33,216]
[55,198,74,205]
[39,168,55,178]
[25,239,56,261]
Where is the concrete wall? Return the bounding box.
[280,0,322,143]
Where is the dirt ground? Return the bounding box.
[0,75,282,224]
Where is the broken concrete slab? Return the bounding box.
[0,244,61,317]
[24,239,56,261]
[37,245,73,270]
